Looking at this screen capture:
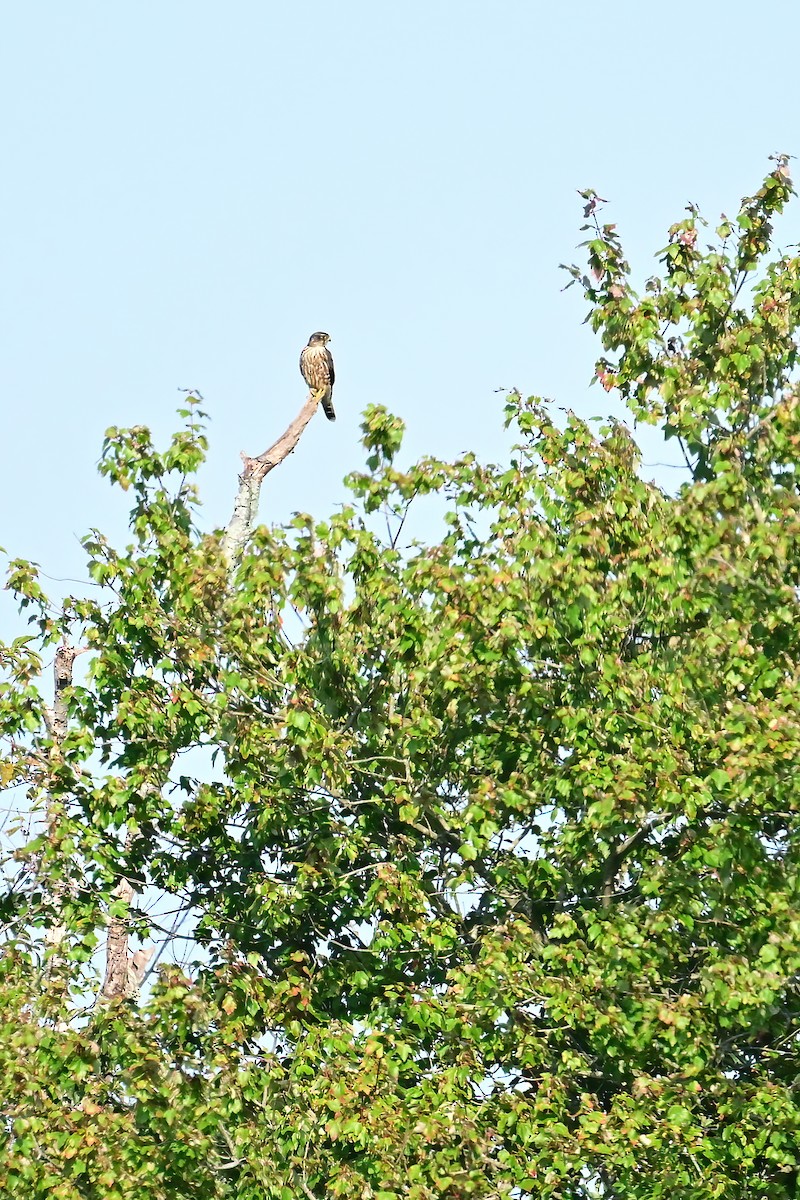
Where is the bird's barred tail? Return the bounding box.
[321,387,336,421]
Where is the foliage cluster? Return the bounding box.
[2,160,800,1198]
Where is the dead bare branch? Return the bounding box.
[221,389,323,569]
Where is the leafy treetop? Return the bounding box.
[2,160,800,1199]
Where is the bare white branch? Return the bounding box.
[221,389,322,569]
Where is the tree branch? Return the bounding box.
[601,813,667,906]
[99,871,154,1002]
[100,877,136,1000]
[43,641,78,967]
[99,810,157,1004]
[221,389,323,569]
[52,641,77,746]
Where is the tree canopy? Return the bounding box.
[2,158,800,1199]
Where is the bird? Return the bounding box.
[299,332,336,421]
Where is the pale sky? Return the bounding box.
[2,1,799,615]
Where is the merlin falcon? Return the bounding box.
[300,331,336,421]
